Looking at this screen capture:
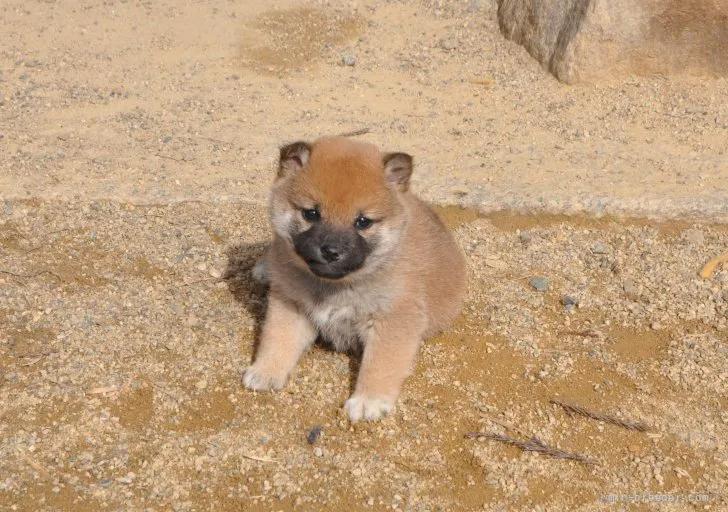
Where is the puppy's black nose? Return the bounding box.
[320,244,341,262]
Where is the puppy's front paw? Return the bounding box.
[344,394,395,422]
[242,365,288,392]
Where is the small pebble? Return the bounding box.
[530,277,549,292]
[561,295,579,306]
[195,380,207,390]
[307,425,323,445]
[682,228,704,245]
[438,37,458,50]
[342,55,357,66]
[518,232,535,245]
[623,279,639,298]
[591,242,609,254]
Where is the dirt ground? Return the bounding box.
[1,1,727,511]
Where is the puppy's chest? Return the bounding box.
[306,293,379,350]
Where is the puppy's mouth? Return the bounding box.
[304,258,364,280]
[292,225,370,280]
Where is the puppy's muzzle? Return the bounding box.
[293,224,369,279]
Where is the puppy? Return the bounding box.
[243,136,466,422]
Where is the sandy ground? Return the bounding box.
[1,1,728,511]
[2,0,728,218]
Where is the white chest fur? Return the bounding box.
[304,284,390,351]
[310,304,361,348]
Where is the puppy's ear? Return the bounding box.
[383,152,413,192]
[278,141,311,178]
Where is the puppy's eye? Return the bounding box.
[302,208,321,222]
[354,215,373,230]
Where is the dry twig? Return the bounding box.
[550,399,650,432]
[338,127,371,137]
[242,454,279,464]
[0,269,64,282]
[176,277,221,288]
[17,349,58,360]
[558,329,600,338]
[20,349,59,366]
[155,153,194,162]
[88,386,119,395]
[465,432,598,465]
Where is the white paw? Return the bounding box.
[344,394,395,422]
[251,259,269,285]
[242,365,287,392]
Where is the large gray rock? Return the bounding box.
[498,0,728,83]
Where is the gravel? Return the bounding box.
[1,200,726,511]
[307,426,324,445]
[1,0,727,509]
[1,0,726,221]
[529,277,550,292]
[561,295,580,306]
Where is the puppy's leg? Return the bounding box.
[345,309,425,422]
[243,292,316,391]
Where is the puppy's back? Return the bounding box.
[401,195,466,336]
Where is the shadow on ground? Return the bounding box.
[223,241,363,392]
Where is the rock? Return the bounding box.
[194,456,205,471]
[623,278,640,300]
[518,231,536,245]
[530,277,549,292]
[195,380,207,390]
[438,37,458,51]
[117,472,136,484]
[682,228,704,245]
[307,425,323,445]
[561,295,579,306]
[591,242,610,254]
[341,55,357,66]
[497,0,728,83]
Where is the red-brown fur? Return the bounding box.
[243,136,467,422]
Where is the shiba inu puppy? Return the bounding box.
[243,136,466,422]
